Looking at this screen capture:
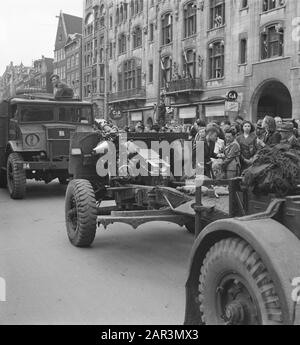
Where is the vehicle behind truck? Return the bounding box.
[0,92,94,199]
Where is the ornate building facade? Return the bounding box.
[83,0,300,127]
[53,12,82,86]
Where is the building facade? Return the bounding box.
[53,12,82,87]
[0,62,32,101]
[16,56,54,94]
[81,0,300,128]
[82,0,108,118]
[65,34,83,99]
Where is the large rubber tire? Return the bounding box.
[65,179,97,247]
[7,153,26,199]
[198,237,284,325]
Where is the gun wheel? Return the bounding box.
[65,179,97,247]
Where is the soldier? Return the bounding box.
[50,74,73,98]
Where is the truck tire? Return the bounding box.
[7,153,26,199]
[198,237,284,325]
[65,179,97,247]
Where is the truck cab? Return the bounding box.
[0,93,94,199]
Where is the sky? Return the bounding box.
[0,0,83,75]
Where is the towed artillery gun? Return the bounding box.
[65,130,197,247]
[0,91,94,199]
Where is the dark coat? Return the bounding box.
[263,131,282,146]
[204,140,218,177]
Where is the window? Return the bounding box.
[149,23,154,41]
[116,8,119,25]
[100,5,105,27]
[118,72,122,91]
[109,42,113,59]
[183,49,196,78]
[124,3,128,19]
[124,59,136,90]
[118,33,127,54]
[109,75,113,92]
[261,24,284,59]
[133,26,142,48]
[240,38,247,64]
[75,53,79,66]
[149,62,153,83]
[120,5,124,22]
[262,0,284,12]
[210,0,225,29]
[208,41,225,79]
[241,0,248,8]
[135,0,139,14]
[59,107,92,124]
[130,0,134,17]
[21,106,54,122]
[99,64,105,93]
[162,13,173,45]
[184,2,197,38]
[118,59,142,91]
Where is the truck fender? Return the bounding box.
[6,141,23,153]
[185,218,300,325]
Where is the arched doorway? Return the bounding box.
[252,80,292,121]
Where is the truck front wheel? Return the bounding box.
[7,153,26,199]
[65,179,97,247]
[198,238,284,325]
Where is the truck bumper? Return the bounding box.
[16,161,68,170]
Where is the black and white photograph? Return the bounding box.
[0,0,300,331]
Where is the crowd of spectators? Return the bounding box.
[95,115,300,180]
[190,115,300,179]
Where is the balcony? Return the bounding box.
[165,77,203,95]
[108,87,146,104]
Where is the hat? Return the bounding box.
[50,74,59,81]
[277,122,294,132]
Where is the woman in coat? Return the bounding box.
[237,120,258,171]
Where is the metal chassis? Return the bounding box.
[96,184,194,230]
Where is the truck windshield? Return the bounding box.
[58,106,92,124]
[21,106,54,122]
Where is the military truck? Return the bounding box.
[0,92,94,199]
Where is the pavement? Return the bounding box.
[0,180,194,325]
